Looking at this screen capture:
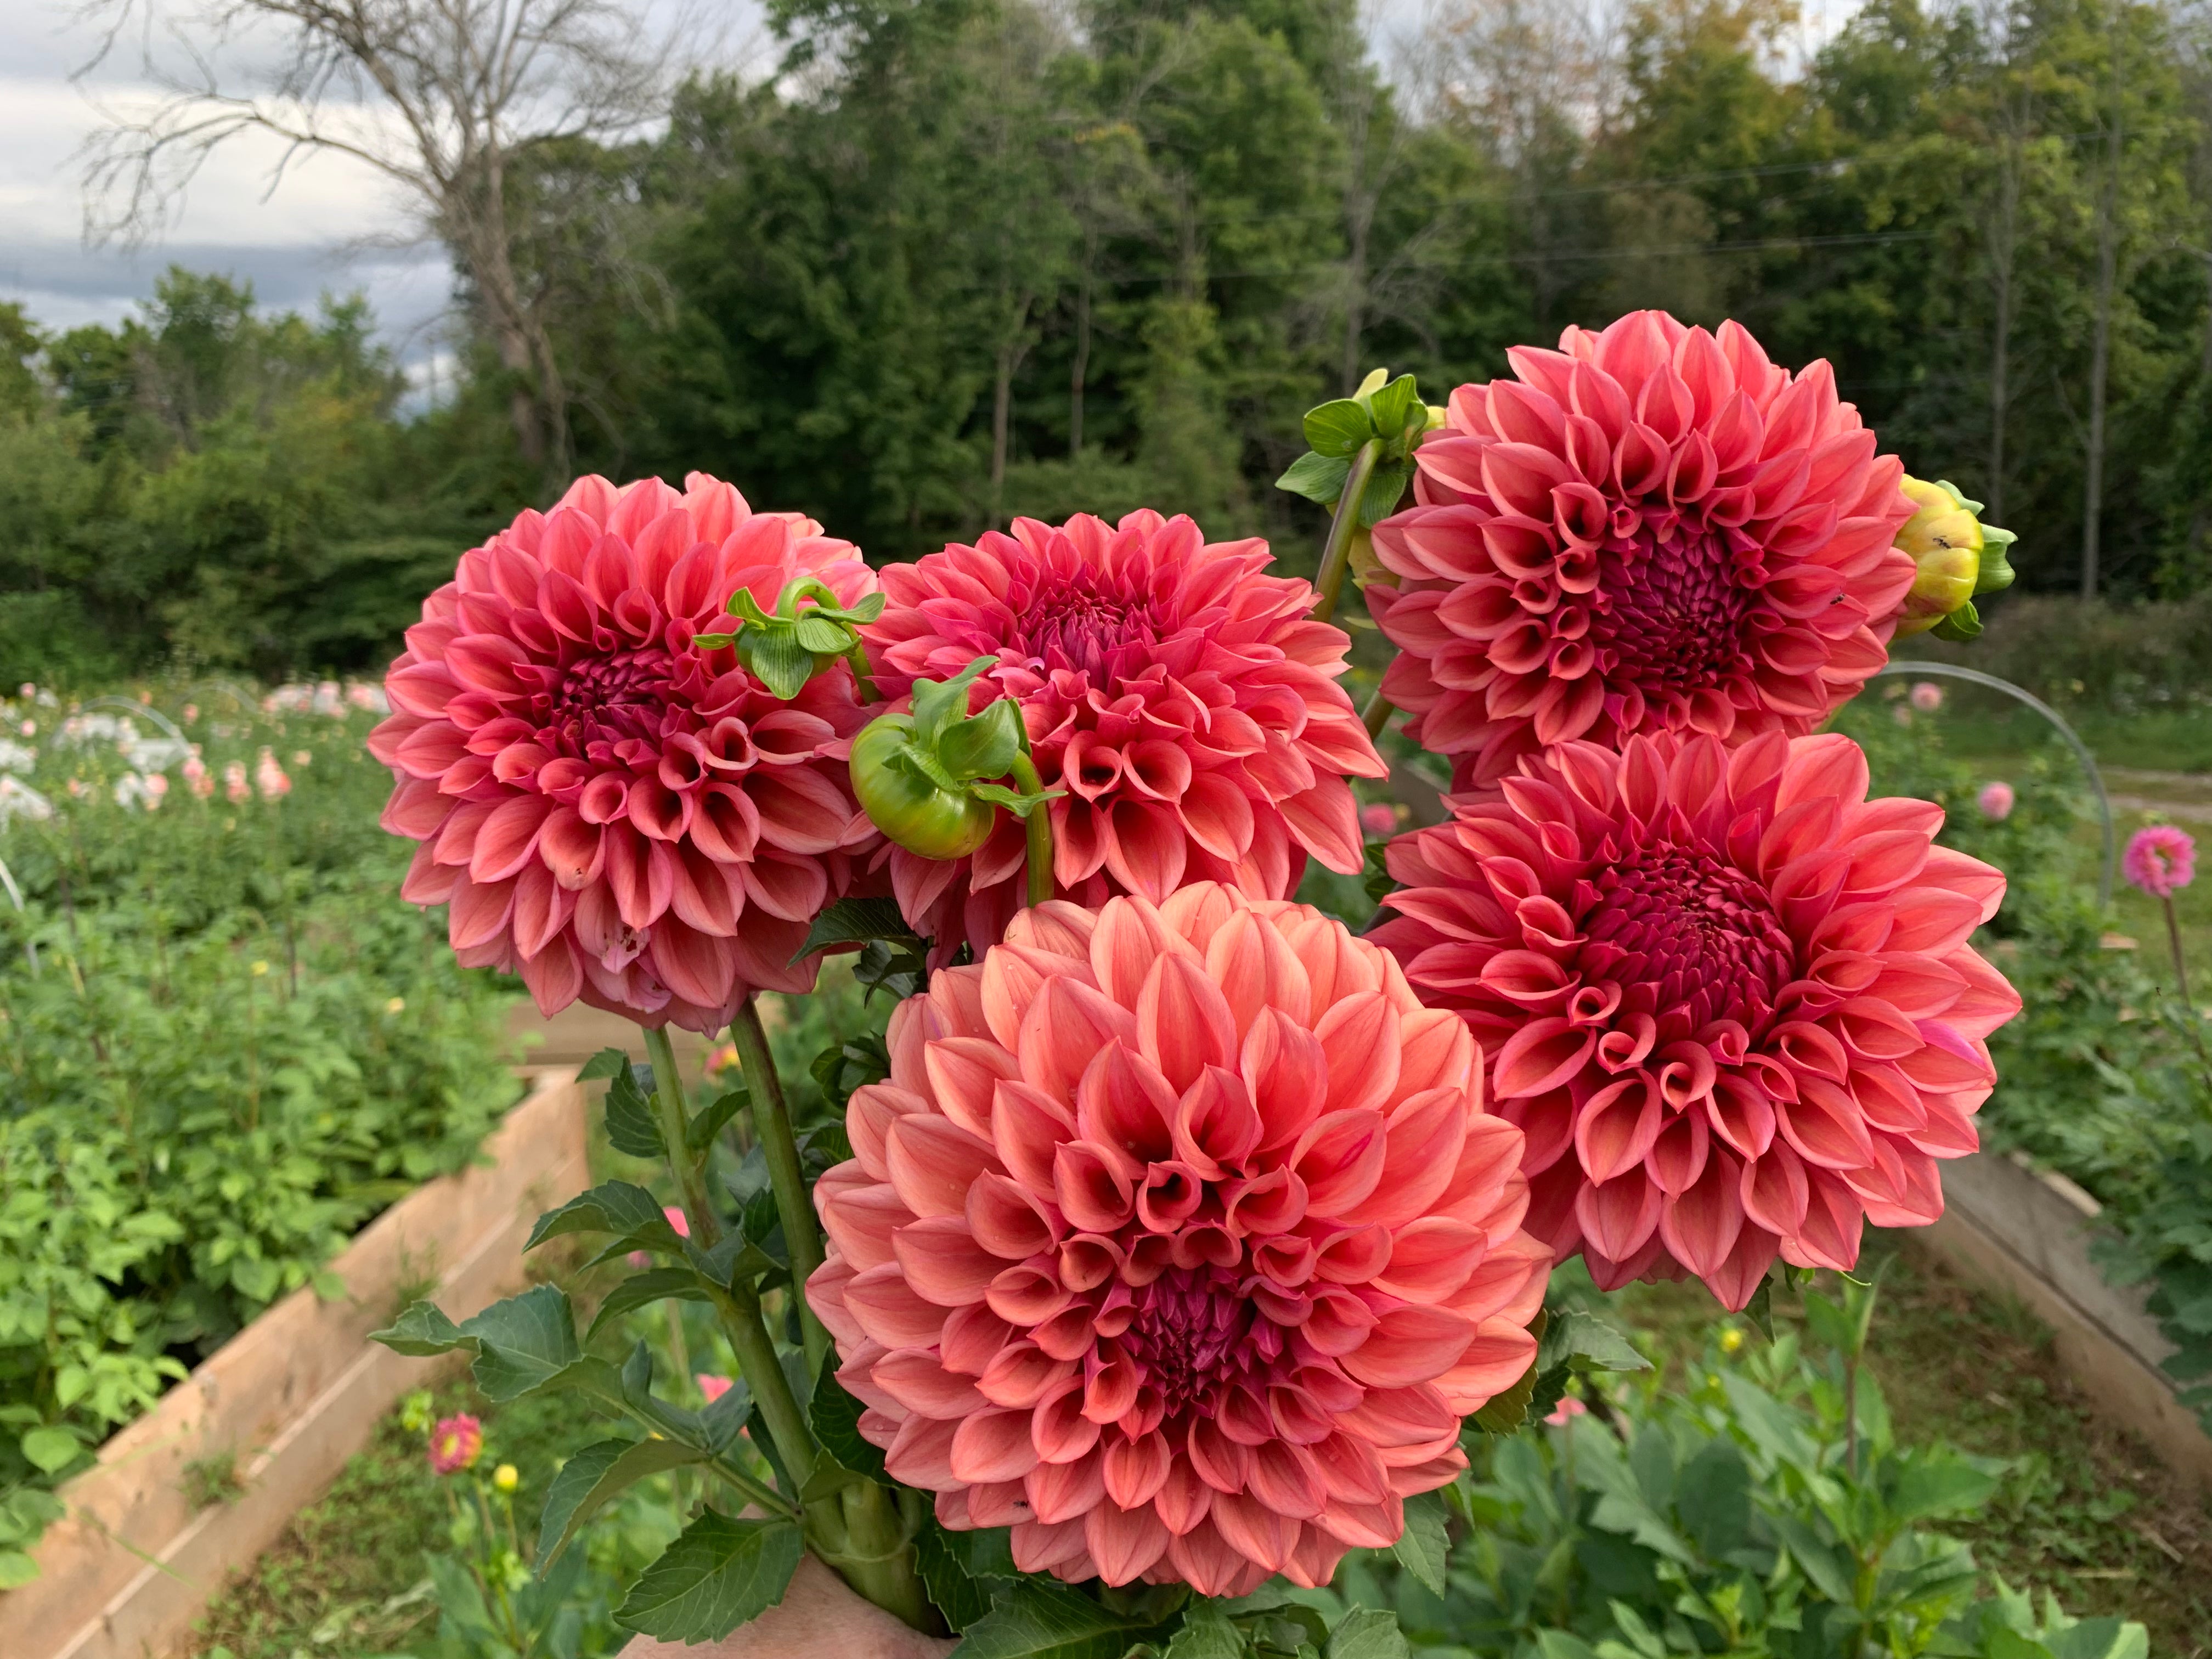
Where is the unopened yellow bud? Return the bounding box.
[492,1463,520,1493]
[1893,477,2016,641]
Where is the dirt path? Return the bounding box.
[2104,766,2212,824]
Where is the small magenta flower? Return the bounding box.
[1978,781,2015,822]
[428,1414,484,1474]
[1909,682,1943,713]
[2125,825,2197,899]
[1359,802,1399,839]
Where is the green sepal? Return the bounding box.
[938,697,1026,781]
[970,781,1064,816]
[1303,399,1373,457]
[1932,600,1984,642]
[1276,450,1355,506]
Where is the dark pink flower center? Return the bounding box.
[540,649,677,754]
[1118,1265,1279,1419]
[1006,566,1167,682]
[1587,531,1755,696]
[1579,842,1794,1029]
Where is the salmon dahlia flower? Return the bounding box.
[369,472,877,1030]
[1372,731,2021,1309]
[807,883,1548,1594]
[1368,311,1919,787]
[862,510,1386,956]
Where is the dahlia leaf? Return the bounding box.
[916,1519,1002,1632]
[685,1086,751,1155]
[1325,1606,1409,1659]
[537,1435,712,1574]
[956,1577,1181,1659]
[1539,1310,1651,1375]
[577,1046,631,1082]
[1163,1600,1243,1659]
[460,1285,583,1401]
[1768,1513,1855,1605]
[808,1363,889,1482]
[1276,451,1353,507]
[793,896,915,962]
[526,1180,683,1254]
[1358,460,1412,527]
[1392,1489,1451,1595]
[370,1299,470,1357]
[1304,399,1374,458]
[1889,1455,1999,1522]
[1471,1357,1541,1435]
[969,781,1062,816]
[604,1063,666,1159]
[585,1269,711,1343]
[1742,1278,1775,1342]
[613,1510,804,1643]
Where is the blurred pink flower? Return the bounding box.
[1544,1395,1588,1427]
[428,1414,483,1474]
[2124,825,2197,899]
[696,1374,734,1403]
[224,761,250,804]
[255,747,292,799]
[184,755,213,799]
[705,1042,740,1076]
[143,773,168,808]
[1909,682,1943,713]
[1977,781,2015,822]
[1359,802,1399,838]
[182,703,200,723]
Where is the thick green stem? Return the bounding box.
[716,1280,820,1481]
[1012,752,1054,906]
[1311,438,1383,626]
[645,1025,720,1247]
[1361,684,1393,740]
[730,998,830,1375]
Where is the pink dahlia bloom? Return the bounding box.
[369,473,879,1031]
[1977,781,2015,822]
[862,511,1386,957]
[1372,731,2021,1309]
[2124,824,2196,899]
[1368,311,1918,787]
[428,1413,483,1475]
[807,883,1549,1595]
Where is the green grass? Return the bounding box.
[1616,1240,2212,1658]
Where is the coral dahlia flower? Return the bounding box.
[369,472,877,1030]
[862,510,1386,957]
[1371,731,2021,1309]
[1368,311,1919,787]
[807,883,1548,1594]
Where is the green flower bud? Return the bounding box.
[849,658,1061,861]
[1893,477,2017,642]
[691,578,885,701]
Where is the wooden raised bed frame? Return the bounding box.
[12,1068,589,1659]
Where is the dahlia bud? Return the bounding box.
[1893,477,2017,641]
[849,656,1060,861]
[692,577,886,701]
[1275,366,1434,591]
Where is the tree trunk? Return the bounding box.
[2080,7,2125,603]
[458,153,551,473]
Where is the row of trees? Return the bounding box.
[5,0,2210,679]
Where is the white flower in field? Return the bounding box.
[0,776,53,826]
[113,772,159,810]
[0,740,35,775]
[122,737,191,774]
[345,681,390,714]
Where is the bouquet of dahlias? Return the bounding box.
[370,312,2023,1656]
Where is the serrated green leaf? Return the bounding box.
[604,1064,665,1160]
[810,1361,889,1481]
[526,1181,683,1254]
[1540,1310,1651,1374]
[1276,450,1355,507]
[577,1047,630,1082]
[370,1299,471,1357]
[1164,1599,1243,1659]
[1303,399,1374,457]
[460,1285,583,1401]
[614,1510,804,1642]
[687,1087,751,1154]
[538,1437,711,1573]
[792,896,918,964]
[915,1520,998,1632]
[584,1269,712,1342]
[1742,1278,1775,1342]
[953,1577,1179,1659]
[1392,1489,1449,1595]
[1325,1607,1409,1659]
[1358,460,1412,527]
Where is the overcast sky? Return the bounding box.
[0,0,1863,376]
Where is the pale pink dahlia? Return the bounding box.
[1368,311,1920,787]
[862,510,1386,956]
[1372,731,2021,1309]
[369,472,878,1030]
[2124,824,2196,899]
[807,883,1548,1594]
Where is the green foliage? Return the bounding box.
[0,684,518,1575]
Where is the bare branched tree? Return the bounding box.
[75,0,678,475]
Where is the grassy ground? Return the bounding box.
[1617,1238,2212,1658]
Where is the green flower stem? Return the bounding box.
[713,1278,819,1480]
[1361,684,1394,740]
[1310,437,1382,627]
[644,1025,720,1247]
[730,997,831,1375]
[706,1456,798,1521]
[812,1482,940,1635]
[1013,752,1054,906]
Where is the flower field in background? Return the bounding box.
[0,680,520,1586]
